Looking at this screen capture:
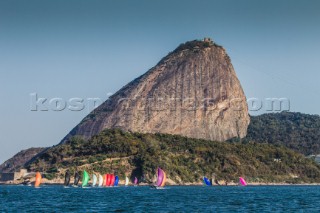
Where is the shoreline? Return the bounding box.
[1,181,320,186]
[2,176,320,186]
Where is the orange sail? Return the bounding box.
[104,174,107,186]
[160,170,166,187]
[35,172,42,187]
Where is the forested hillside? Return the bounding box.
[27,129,320,184]
[244,112,320,155]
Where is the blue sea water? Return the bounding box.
[0,185,320,212]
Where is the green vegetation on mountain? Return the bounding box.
[242,112,320,156]
[28,129,320,184]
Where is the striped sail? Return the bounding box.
[156,168,166,187]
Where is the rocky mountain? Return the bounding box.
[62,38,250,143]
[0,147,46,173]
[3,39,319,184]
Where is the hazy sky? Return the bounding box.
[0,0,319,163]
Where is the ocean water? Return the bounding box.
[0,185,319,212]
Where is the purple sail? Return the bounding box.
[134,177,138,185]
[156,168,164,187]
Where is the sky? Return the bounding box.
[0,0,320,163]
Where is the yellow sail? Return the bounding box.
[160,171,166,187]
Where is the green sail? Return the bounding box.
[82,170,90,187]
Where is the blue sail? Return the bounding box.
[114,176,119,186]
[203,177,212,186]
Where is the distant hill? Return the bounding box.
[27,129,320,184]
[0,147,46,173]
[243,112,320,155]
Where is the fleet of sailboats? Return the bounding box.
[33,168,247,188]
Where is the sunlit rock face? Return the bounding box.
[61,39,250,143]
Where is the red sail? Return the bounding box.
[110,174,115,186]
[106,174,111,186]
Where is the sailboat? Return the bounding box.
[152,168,166,189]
[239,177,247,186]
[34,172,42,188]
[104,174,107,186]
[125,176,129,186]
[92,174,97,187]
[133,177,138,186]
[64,170,71,187]
[160,170,166,188]
[114,176,119,186]
[106,174,111,186]
[81,170,90,188]
[98,174,103,187]
[203,176,212,186]
[110,174,115,186]
[73,171,80,187]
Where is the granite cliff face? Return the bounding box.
[62,39,250,142]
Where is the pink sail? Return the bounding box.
[134,177,138,185]
[239,177,247,186]
[156,168,164,187]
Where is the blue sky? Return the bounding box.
[0,0,320,163]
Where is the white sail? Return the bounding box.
[98,174,103,187]
[125,177,129,186]
[92,174,97,187]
